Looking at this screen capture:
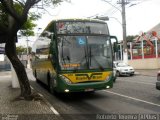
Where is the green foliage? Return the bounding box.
[14,2,23,15]
[14,2,37,36]
[0,2,40,37]
[51,0,63,5]
[0,2,24,27]
[0,4,8,27]
[16,46,32,54]
[43,0,63,6]
[16,46,26,54]
[20,17,37,36]
[19,13,41,36]
[126,35,138,42]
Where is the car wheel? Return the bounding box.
[116,71,120,77]
[113,76,116,82]
[130,74,134,76]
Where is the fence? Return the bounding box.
[0,59,27,71]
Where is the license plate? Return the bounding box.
[85,88,94,92]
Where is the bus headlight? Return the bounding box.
[60,75,72,84]
[105,76,110,81]
[65,89,70,92]
[106,86,110,89]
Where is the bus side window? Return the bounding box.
[50,40,57,69]
[36,46,49,61]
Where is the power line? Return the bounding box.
[102,0,121,12]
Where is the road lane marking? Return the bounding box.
[37,92,60,115]
[104,90,160,107]
[38,93,43,97]
[50,106,60,115]
[30,86,34,90]
[30,85,60,115]
[36,93,60,115]
[118,79,155,85]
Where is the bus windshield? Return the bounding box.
[57,36,112,71]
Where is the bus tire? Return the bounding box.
[34,70,39,83]
[47,73,54,94]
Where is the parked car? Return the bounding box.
[113,61,135,77]
[156,71,160,90]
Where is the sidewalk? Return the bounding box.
[0,69,63,120]
[135,69,159,77]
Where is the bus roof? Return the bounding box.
[41,18,108,35]
[50,18,107,24]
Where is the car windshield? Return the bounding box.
[117,62,128,67]
[57,36,112,70]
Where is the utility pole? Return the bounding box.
[117,0,129,63]
[102,0,140,63]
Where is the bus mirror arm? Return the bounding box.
[110,35,118,53]
[48,54,53,60]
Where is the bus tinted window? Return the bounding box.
[56,22,109,34]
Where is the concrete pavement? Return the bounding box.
[135,69,158,77]
[0,69,63,120]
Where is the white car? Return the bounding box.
[113,61,135,77]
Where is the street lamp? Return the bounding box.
[95,16,109,21]
[37,28,42,38]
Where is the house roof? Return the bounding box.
[148,23,160,36]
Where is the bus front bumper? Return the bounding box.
[56,80,113,93]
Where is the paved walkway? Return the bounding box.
[0,69,63,120]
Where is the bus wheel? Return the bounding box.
[48,73,54,94]
[34,70,39,82]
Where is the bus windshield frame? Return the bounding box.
[55,21,113,72]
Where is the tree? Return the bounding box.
[16,46,32,55]
[0,0,65,100]
[126,35,138,42]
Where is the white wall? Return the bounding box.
[128,58,160,69]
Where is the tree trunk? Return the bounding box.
[5,36,32,100]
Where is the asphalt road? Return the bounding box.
[30,75,160,120]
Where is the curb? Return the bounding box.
[26,68,36,81]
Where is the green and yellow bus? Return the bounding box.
[32,18,117,94]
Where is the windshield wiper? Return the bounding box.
[73,46,89,71]
[93,57,104,71]
[89,46,91,67]
[85,46,90,69]
[61,40,67,69]
[89,47,104,71]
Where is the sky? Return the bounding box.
[17,0,160,47]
